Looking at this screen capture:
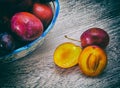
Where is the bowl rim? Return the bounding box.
[0,0,60,59]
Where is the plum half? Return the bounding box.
[54,42,82,68]
[78,45,107,77]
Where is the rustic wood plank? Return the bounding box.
[0,0,120,87]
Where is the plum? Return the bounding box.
[80,28,109,48]
[78,45,107,77]
[54,42,82,68]
[11,12,43,41]
[33,3,53,28]
[0,32,15,56]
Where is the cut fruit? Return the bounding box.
[53,42,82,68]
[78,45,107,77]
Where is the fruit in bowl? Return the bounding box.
[0,32,15,56]
[33,3,53,28]
[11,12,43,41]
[0,0,59,63]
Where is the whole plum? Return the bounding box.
[80,28,110,48]
[11,12,43,41]
[33,3,53,28]
[0,32,15,56]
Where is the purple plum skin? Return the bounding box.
[80,28,110,48]
[11,12,43,41]
[0,32,15,56]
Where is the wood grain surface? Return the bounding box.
[0,0,120,88]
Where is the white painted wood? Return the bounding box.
[0,0,120,87]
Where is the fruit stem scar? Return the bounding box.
[64,35,81,42]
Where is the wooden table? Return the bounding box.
[0,0,120,87]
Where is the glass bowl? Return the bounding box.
[0,0,60,63]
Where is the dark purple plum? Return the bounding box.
[0,32,15,56]
[80,28,109,48]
